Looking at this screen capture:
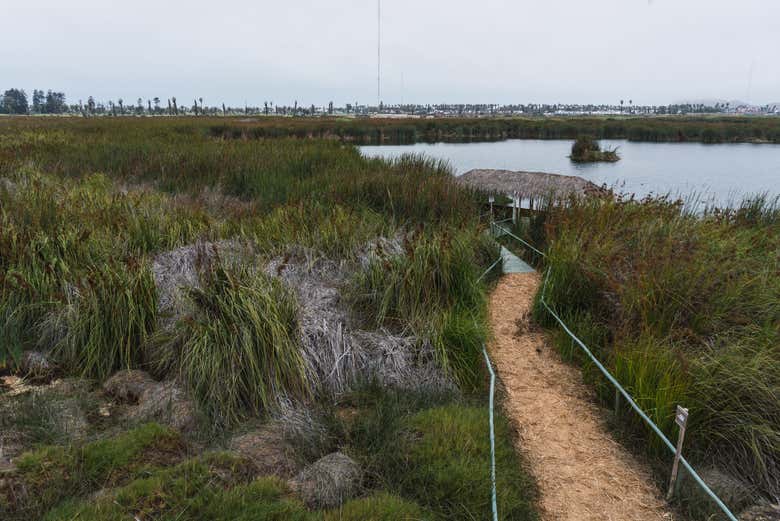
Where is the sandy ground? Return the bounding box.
[488,272,671,521]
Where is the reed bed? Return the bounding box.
[527,194,780,504]
[0,117,539,520]
[203,115,780,145]
[0,117,492,416]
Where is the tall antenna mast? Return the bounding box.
[377,0,381,110]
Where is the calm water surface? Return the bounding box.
[361,140,780,205]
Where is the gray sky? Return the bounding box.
[3,0,778,106]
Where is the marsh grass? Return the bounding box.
[532,194,780,501]
[394,405,537,520]
[200,115,780,145]
[0,117,539,519]
[0,122,482,370]
[0,170,219,366]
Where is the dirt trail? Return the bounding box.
[489,272,671,521]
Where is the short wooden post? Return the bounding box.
[614,388,621,416]
[488,195,495,222]
[667,406,689,500]
[512,192,519,224]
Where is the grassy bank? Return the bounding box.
[207,115,780,144]
[1,117,537,519]
[506,194,779,516]
[3,114,780,148]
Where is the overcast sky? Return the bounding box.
[2,0,778,106]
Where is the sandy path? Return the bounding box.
[489,272,671,521]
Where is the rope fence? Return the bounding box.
[483,344,499,521]
[482,219,739,521]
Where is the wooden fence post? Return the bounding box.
[667,405,689,500]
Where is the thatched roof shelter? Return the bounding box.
[458,169,609,199]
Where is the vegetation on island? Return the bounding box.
[0,117,536,520]
[569,136,620,163]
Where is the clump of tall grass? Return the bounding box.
[688,328,780,495]
[0,168,224,367]
[347,230,498,388]
[155,262,308,427]
[349,231,485,325]
[41,263,157,380]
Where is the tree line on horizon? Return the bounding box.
[2,87,778,117]
[0,88,343,117]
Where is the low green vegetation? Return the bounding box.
[344,387,537,521]
[7,390,537,521]
[42,463,428,521]
[1,423,186,519]
[569,136,620,163]
[324,493,428,520]
[397,405,537,520]
[511,194,780,513]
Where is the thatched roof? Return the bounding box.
[458,169,609,198]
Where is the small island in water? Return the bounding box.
[570,136,620,163]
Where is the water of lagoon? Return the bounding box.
[361,139,780,206]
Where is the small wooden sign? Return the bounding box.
[667,405,690,500]
[675,406,689,428]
